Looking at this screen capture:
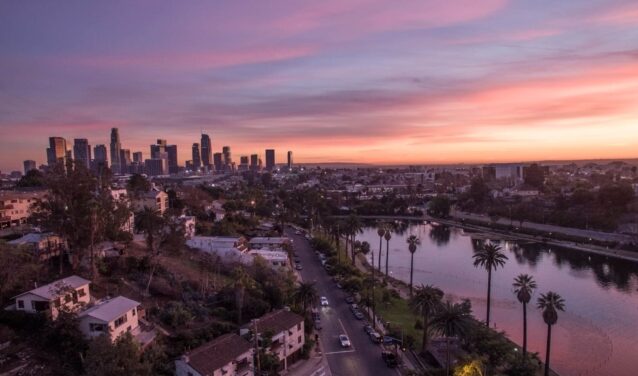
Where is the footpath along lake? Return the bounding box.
[358,221,638,376]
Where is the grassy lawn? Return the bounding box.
[375,290,422,350]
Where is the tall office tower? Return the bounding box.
[166,145,178,174]
[213,152,223,172]
[250,154,259,171]
[222,146,232,166]
[46,137,68,167]
[72,139,91,169]
[110,128,122,174]
[23,160,36,175]
[287,151,293,171]
[144,158,168,176]
[119,149,131,173]
[91,144,108,173]
[239,156,249,171]
[132,152,143,163]
[201,133,212,168]
[265,149,276,171]
[150,139,167,159]
[192,143,201,170]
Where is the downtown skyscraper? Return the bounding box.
[201,133,212,169]
[192,143,201,170]
[265,149,275,171]
[46,137,67,167]
[110,128,122,174]
[73,138,91,169]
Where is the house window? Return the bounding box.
[77,288,86,297]
[132,308,136,316]
[89,323,106,332]
[54,298,61,308]
[297,323,301,331]
[64,294,72,303]
[114,314,128,328]
[17,300,24,309]
[298,336,302,344]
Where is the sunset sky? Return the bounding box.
[1,0,638,171]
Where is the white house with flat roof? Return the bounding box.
[78,296,141,342]
[248,250,289,269]
[11,275,90,319]
[248,237,292,251]
[187,236,248,261]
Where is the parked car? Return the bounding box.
[349,304,359,312]
[320,296,329,306]
[363,324,374,335]
[295,264,303,270]
[345,296,355,304]
[339,334,351,347]
[295,230,302,235]
[353,311,364,320]
[314,320,322,330]
[369,331,382,343]
[336,282,343,289]
[381,351,399,368]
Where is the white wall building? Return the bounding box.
[78,296,140,342]
[11,275,90,319]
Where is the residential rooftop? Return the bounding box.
[79,296,139,323]
[183,333,252,375]
[14,275,90,300]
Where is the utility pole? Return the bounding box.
[252,319,261,374]
[372,250,376,329]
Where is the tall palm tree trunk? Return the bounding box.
[421,314,429,353]
[523,301,528,356]
[545,324,552,376]
[409,253,414,296]
[486,268,492,326]
[385,240,390,276]
[378,236,382,273]
[351,235,356,265]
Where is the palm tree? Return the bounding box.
[409,284,443,353]
[537,291,566,376]
[377,226,386,273]
[406,235,421,296]
[513,274,537,356]
[346,214,363,265]
[135,207,166,295]
[432,300,473,376]
[384,231,392,276]
[472,242,508,327]
[293,282,318,314]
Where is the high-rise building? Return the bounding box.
[201,133,212,168]
[287,151,293,171]
[192,143,201,170]
[222,146,232,167]
[119,149,131,173]
[23,160,36,175]
[150,139,167,159]
[265,149,276,171]
[72,139,91,169]
[110,128,122,174]
[47,137,67,167]
[250,154,259,171]
[145,158,168,176]
[166,145,178,174]
[132,152,143,163]
[213,152,223,172]
[92,144,108,173]
[239,156,249,171]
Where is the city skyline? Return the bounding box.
[2,1,638,171]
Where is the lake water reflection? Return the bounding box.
[358,221,638,376]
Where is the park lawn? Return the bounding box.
[375,291,422,350]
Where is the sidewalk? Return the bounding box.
[280,339,331,376]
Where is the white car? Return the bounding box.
[339,334,351,347]
[320,296,329,306]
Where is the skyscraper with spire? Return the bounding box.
[201,133,212,169]
[110,128,122,174]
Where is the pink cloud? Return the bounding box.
[61,45,315,71]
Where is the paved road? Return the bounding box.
[285,227,399,376]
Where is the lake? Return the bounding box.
[357,221,638,376]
